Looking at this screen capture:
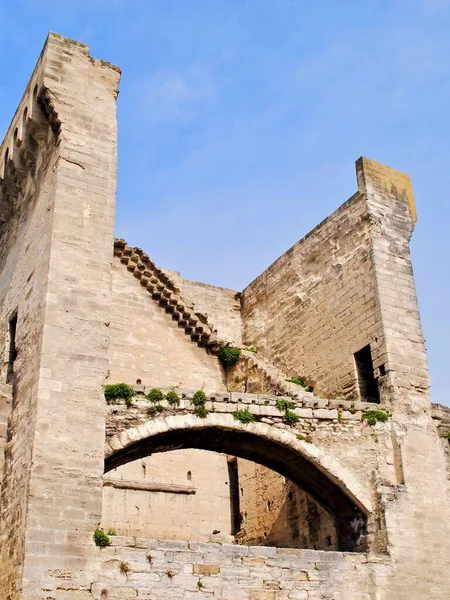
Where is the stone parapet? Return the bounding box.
[106,386,380,441]
[91,536,390,600]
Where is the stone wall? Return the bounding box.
[102,450,234,542]
[241,189,382,401]
[0,33,120,599]
[91,536,390,600]
[107,260,234,545]
[0,37,66,596]
[237,461,338,551]
[178,278,242,346]
[108,258,226,390]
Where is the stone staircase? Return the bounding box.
[114,239,313,398]
[114,239,222,350]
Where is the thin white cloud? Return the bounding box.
[132,66,216,125]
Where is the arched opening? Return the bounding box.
[105,417,371,552]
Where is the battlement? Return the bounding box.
[0,32,120,228]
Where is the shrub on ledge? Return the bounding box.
[146,388,164,403]
[282,410,300,426]
[104,383,135,404]
[194,404,209,418]
[93,528,110,547]
[232,408,255,424]
[191,390,207,406]
[363,410,390,426]
[166,390,180,407]
[218,345,241,368]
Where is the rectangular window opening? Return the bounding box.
[354,344,380,404]
[227,457,241,536]
[6,312,18,384]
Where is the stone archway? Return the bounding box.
[105,413,372,551]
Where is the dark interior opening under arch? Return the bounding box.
[105,425,369,552]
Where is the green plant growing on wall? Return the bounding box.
[197,580,204,589]
[282,410,299,426]
[146,388,164,403]
[107,528,117,536]
[190,390,208,418]
[191,390,207,406]
[104,383,135,404]
[244,346,258,354]
[165,390,180,407]
[276,398,296,412]
[232,408,255,424]
[286,377,304,386]
[363,410,390,426]
[194,404,209,419]
[285,377,314,393]
[218,345,241,367]
[93,528,110,547]
[147,405,164,417]
[297,433,312,443]
[445,432,450,441]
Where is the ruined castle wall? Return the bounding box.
[102,450,234,542]
[354,160,450,598]
[0,112,60,599]
[178,279,242,346]
[107,263,232,545]
[237,460,338,550]
[1,33,121,599]
[108,260,226,390]
[91,536,390,600]
[431,403,450,478]
[241,192,382,401]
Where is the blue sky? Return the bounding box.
[1,0,449,406]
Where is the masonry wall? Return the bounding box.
[0,90,60,598]
[356,160,450,598]
[102,450,234,542]
[107,260,233,544]
[108,259,226,390]
[178,278,242,346]
[241,191,383,401]
[237,460,338,550]
[0,33,121,600]
[91,536,390,600]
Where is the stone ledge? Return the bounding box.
[103,478,196,494]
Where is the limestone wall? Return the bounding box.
[108,258,226,390]
[102,450,234,542]
[178,278,242,346]
[237,461,338,550]
[0,33,120,599]
[0,83,59,597]
[91,536,390,600]
[241,190,382,401]
[107,261,230,545]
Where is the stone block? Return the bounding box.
[193,564,221,575]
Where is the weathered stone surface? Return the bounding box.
[1,31,449,600]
